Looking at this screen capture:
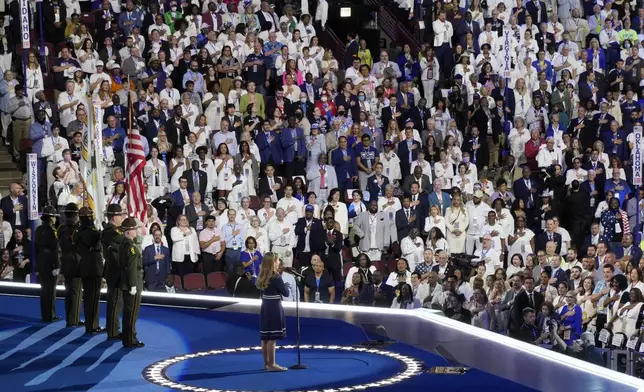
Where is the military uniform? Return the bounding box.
[35,207,61,323]
[75,207,105,333]
[59,204,83,327]
[102,206,126,338]
[119,218,144,348]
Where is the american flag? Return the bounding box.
[126,126,148,225]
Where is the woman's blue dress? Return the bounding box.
[260,275,290,341]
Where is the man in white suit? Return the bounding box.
[307,153,337,205]
[353,199,398,261]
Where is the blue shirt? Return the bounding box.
[102,127,127,152]
[28,121,51,158]
[182,70,205,94]
[222,223,244,250]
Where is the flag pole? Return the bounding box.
[127,75,132,216]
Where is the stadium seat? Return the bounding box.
[173,275,183,291]
[343,262,353,277]
[248,195,260,211]
[371,260,383,271]
[207,272,227,290]
[386,257,397,274]
[183,273,206,291]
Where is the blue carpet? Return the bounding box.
[166,348,407,390]
[0,295,537,392]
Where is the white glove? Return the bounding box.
[52,269,59,276]
[129,286,137,295]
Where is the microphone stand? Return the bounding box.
[287,269,307,370]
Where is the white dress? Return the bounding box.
[204,92,226,130]
[507,229,535,261]
[170,157,188,192]
[214,157,235,191]
[434,161,454,190]
[328,201,349,235]
[445,207,469,253]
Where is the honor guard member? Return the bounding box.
[75,207,106,334]
[119,217,145,348]
[59,203,84,327]
[36,206,61,323]
[102,204,127,339]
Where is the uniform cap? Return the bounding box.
[79,206,94,217]
[42,206,59,217]
[65,203,79,214]
[106,204,125,216]
[120,217,139,231]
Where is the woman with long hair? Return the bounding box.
[25,51,43,103]
[391,283,421,309]
[256,252,289,372]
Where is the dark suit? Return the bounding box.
[103,104,129,129]
[294,217,325,267]
[169,189,193,223]
[144,118,165,147]
[409,106,431,134]
[322,228,343,281]
[397,139,421,178]
[0,195,28,229]
[462,136,487,169]
[185,203,211,230]
[142,243,171,291]
[395,207,420,240]
[366,174,390,199]
[455,19,481,47]
[344,39,359,69]
[614,245,643,269]
[550,267,569,287]
[526,0,548,24]
[359,282,394,307]
[513,176,540,208]
[402,174,431,196]
[35,223,60,322]
[182,168,207,196]
[98,46,122,65]
[578,81,603,106]
[165,117,190,148]
[381,105,403,129]
[535,31,556,52]
[101,222,124,338]
[409,192,428,233]
[535,231,563,253]
[512,290,544,335]
[258,176,284,200]
[567,117,595,151]
[331,148,357,190]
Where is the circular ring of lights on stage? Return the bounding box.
[142,344,425,392]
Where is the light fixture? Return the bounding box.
[143,345,424,392]
[340,7,351,17]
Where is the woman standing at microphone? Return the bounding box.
[256,252,290,372]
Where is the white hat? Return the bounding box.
[106,61,121,70]
[473,189,484,199]
[95,60,104,67]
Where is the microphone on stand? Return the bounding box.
[283,266,307,370]
[284,267,305,279]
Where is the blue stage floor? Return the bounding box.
[0,294,536,392]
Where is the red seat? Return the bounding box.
[207,272,227,290]
[173,275,183,291]
[371,260,383,271]
[386,258,397,274]
[248,195,261,211]
[183,273,206,291]
[343,262,353,277]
